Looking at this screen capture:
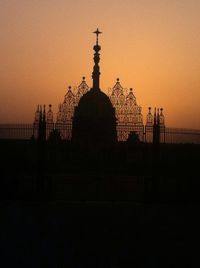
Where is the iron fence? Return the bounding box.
[117,124,144,142]
[0,124,34,140]
[0,123,200,144]
[164,128,200,144]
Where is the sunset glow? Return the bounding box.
[0,0,200,129]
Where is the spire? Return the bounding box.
[43,105,46,122]
[93,28,102,45]
[34,105,40,123]
[157,108,160,125]
[47,104,53,123]
[159,108,165,125]
[92,28,102,90]
[39,105,43,123]
[146,107,153,126]
[154,107,157,125]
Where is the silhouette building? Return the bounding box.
[33,29,165,143]
[72,29,117,146]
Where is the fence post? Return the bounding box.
[36,105,46,194]
[151,108,161,201]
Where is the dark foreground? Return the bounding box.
[1,200,200,268]
[0,140,200,267]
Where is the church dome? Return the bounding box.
[72,88,117,145]
[72,29,117,145]
[77,89,114,116]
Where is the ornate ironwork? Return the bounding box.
[32,77,163,142]
[54,78,90,139]
[2,30,200,144]
[109,78,144,140]
[1,123,200,144]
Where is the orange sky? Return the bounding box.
[0,0,200,129]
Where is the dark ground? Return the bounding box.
[0,140,199,267]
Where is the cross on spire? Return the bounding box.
[92,28,102,90]
[93,28,102,44]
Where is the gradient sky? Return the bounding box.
[0,0,200,128]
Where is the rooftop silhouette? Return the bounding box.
[72,29,117,146]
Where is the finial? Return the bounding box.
[42,105,46,121]
[92,28,101,90]
[154,107,157,123]
[154,107,156,114]
[59,104,61,112]
[130,88,133,92]
[82,76,85,81]
[157,108,160,123]
[49,104,52,111]
[68,86,71,90]
[93,28,102,44]
[117,78,120,82]
[39,105,42,122]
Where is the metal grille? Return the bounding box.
[1,124,200,144]
[117,124,144,142]
[0,124,34,140]
[164,128,200,144]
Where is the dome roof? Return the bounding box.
[72,29,117,145]
[72,88,117,145]
[77,88,114,117]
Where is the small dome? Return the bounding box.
[72,88,117,145]
[77,89,113,115]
